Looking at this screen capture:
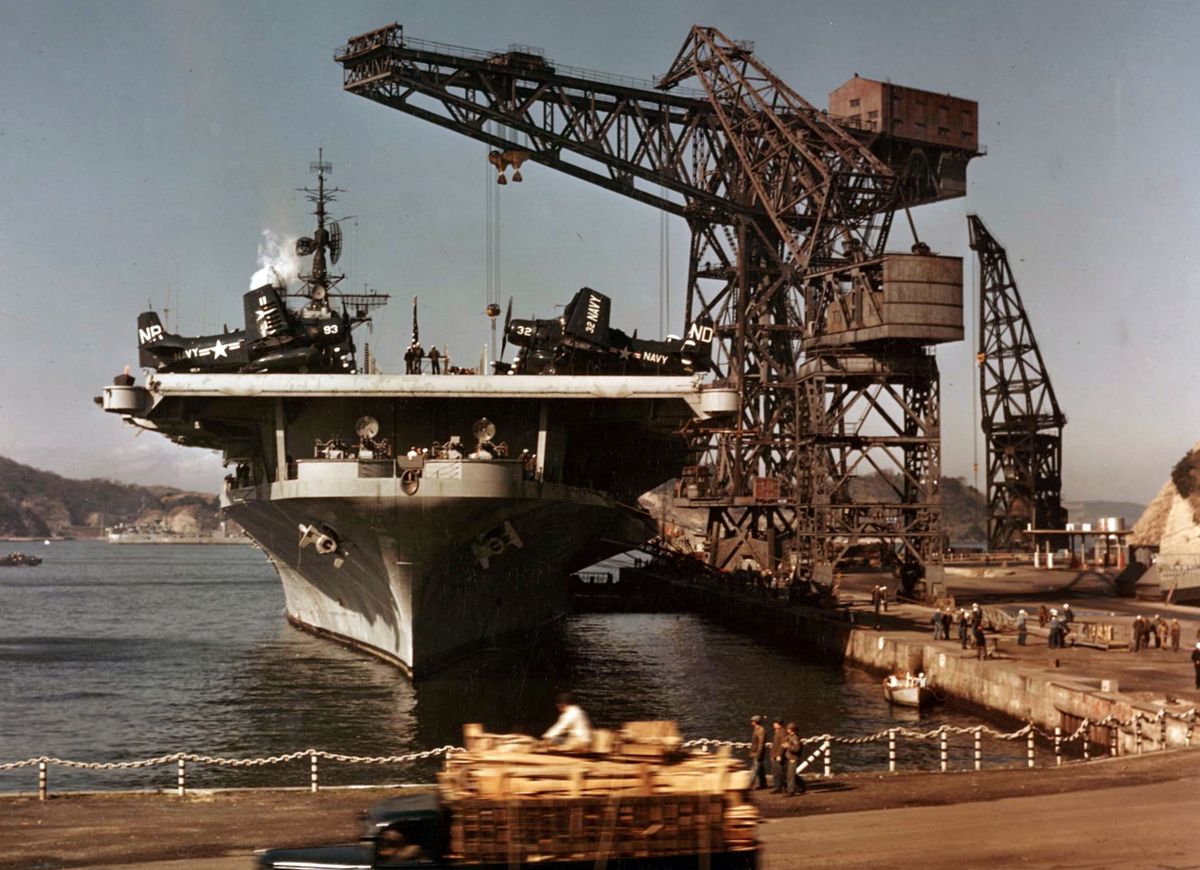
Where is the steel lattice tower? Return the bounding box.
[336,24,978,593]
[968,215,1066,551]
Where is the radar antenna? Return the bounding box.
[296,148,344,310]
[329,220,343,265]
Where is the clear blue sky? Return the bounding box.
[1,0,1196,503]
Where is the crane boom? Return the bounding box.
[337,23,980,592]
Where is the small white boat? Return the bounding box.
[883,673,939,708]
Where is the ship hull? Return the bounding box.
[103,372,706,676]
[224,462,651,676]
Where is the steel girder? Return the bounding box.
[794,352,943,593]
[336,24,954,584]
[967,215,1066,551]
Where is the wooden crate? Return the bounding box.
[443,721,759,862]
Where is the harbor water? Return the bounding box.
[0,541,1025,793]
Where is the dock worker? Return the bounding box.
[1170,618,1181,652]
[1038,604,1050,628]
[974,622,987,660]
[931,609,944,640]
[770,717,786,793]
[1047,609,1061,648]
[784,722,805,796]
[542,692,592,751]
[1151,615,1164,649]
[1062,603,1074,624]
[958,609,970,649]
[1017,609,1028,646]
[748,716,768,790]
[428,345,441,374]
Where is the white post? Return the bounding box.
[1134,715,1142,754]
[974,727,982,771]
[940,728,948,773]
[1055,726,1062,766]
[38,761,47,801]
[177,758,186,797]
[1027,726,1035,768]
[310,752,319,793]
[823,741,831,778]
[888,729,896,774]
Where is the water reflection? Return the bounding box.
[0,543,1028,793]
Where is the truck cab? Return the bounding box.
[257,792,445,869]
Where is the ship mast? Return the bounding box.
[298,148,344,315]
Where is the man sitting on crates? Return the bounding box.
[542,692,593,751]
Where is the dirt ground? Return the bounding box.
[4,749,1200,869]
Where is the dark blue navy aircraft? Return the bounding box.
[137,154,386,375]
[497,287,714,376]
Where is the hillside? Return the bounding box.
[0,456,221,539]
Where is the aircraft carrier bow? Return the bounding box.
[102,369,710,675]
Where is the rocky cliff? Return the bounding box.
[1131,442,1200,554]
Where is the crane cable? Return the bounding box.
[659,185,670,336]
[485,131,502,369]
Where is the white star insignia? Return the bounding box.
[211,339,229,359]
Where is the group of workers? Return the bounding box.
[403,342,441,374]
[929,602,991,659]
[748,715,806,796]
[1131,614,1182,652]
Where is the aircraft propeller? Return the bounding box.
[500,295,513,359]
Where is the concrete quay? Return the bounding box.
[655,564,1200,753]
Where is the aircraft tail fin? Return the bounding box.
[563,287,611,346]
[137,311,166,367]
[244,285,288,340]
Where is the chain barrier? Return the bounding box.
[4,708,1195,790]
[0,745,464,773]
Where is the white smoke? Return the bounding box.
[249,230,301,291]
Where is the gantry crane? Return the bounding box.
[968,215,1067,551]
[336,24,980,593]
